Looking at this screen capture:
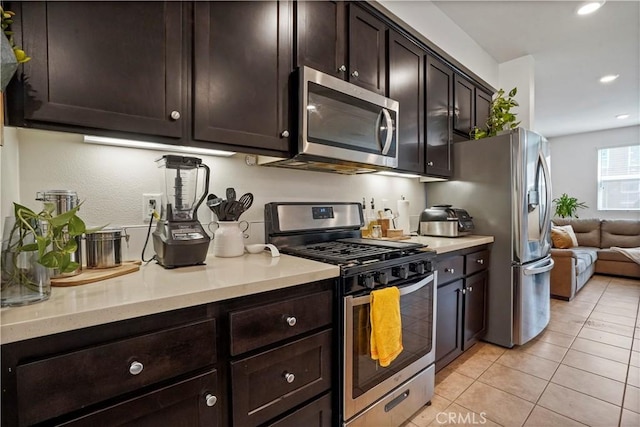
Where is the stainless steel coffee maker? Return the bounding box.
[35,190,82,276]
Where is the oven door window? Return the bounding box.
[307,82,396,157]
[350,281,434,399]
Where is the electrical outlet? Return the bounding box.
[142,193,162,222]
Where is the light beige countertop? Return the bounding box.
[408,234,494,254]
[1,253,340,345]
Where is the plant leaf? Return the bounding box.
[68,215,86,236]
[48,206,81,228]
[18,243,38,252]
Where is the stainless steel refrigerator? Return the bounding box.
[427,128,554,347]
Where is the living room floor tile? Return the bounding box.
[562,349,628,382]
[409,394,452,427]
[627,365,640,388]
[550,364,625,406]
[546,319,583,336]
[434,371,475,402]
[577,326,633,349]
[583,318,636,337]
[495,351,559,380]
[516,338,568,362]
[455,382,534,427]
[589,310,638,327]
[570,337,631,364]
[631,351,640,368]
[467,342,506,363]
[621,409,640,427]
[523,406,587,427]
[623,384,640,413]
[593,304,638,319]
[535,329,575,348]
[537,383,621,427]
[477,363,547,402]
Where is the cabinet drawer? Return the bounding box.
[231,330,332,427]
[16,319,216,426]
[230,290,332,355]
[466,250,490,275]
[59,370,220,427]
[268,392,332,427]
[436,255,464,284]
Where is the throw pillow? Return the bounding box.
[551,226,575,249]
[556,224,579,247]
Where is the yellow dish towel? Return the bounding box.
[370,286,403,367]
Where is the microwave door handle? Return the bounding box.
[380,108,393,155]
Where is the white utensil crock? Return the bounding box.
[212,221,248,257]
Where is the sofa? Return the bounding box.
[550,218,640,300]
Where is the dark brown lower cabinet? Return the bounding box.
[435,246,489,371]
[231,330,332,426]
[58,370,219,427]
[267,393,332,427]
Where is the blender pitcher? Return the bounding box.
[152,155,211,268]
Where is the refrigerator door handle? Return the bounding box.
[538,152,553,244]
[523,258,555,276]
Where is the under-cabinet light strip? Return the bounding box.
[83,135,236,157]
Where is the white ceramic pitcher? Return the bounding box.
[211,221,249,258]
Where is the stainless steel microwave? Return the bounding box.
[298,66,399,170]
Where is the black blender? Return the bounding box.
[152,155,210,268]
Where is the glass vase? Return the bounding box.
[1,217,51,307]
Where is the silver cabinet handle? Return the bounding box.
[284,372,295,383]
[205,393,217,407]
[286,316,297,327]
[468,286,473,292]
[281,130,290,138]
[339,65,347,72]
[129,361,144,375]
[427,161,434,166]
[170,111,181,120]
[461,288,466,294]
[351,70,359,78]
[476,259,484,265]
[444,268,455,273]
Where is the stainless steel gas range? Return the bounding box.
[265,202,437,427]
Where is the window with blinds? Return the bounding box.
[597,144,640,210]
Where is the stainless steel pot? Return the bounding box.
[36,190,82,277]
[85,228,129,269]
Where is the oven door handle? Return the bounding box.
[348,273,435,306]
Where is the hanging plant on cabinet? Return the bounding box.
[470,87,520,140]
[1,6,30,92]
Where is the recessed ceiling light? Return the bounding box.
[599,74,619,83]
[577,2,604,15]
[616,114,630,120]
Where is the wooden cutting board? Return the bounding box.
[51,261,141,287]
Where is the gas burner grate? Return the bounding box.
[284,241,400,265]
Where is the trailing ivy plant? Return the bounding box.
[552,193,588,218]
[1,6,30,64]
[471,87,520,139]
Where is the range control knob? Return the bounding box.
[392,266,409,280]
[376,271,390,286]
[359,273,375,289]
[410,262,426,275]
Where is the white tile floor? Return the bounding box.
[407,274,640,427]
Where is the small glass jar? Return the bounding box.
[371,225,382,239]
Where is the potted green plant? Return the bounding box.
[471,87,521,139]
[552,193,588,218]
[1,202,86,306]
[1,6,30,92]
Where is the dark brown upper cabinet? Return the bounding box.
[11,1,184,138]
[453,74,474,139]
[425,55,454,178]
[388,30,425,174]
[475,88,493,135]
[192,1,291,154]
[295,1,386,95]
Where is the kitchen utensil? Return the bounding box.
[238,193,254,211]
[85,227,130,269]
[226,187,236,202]
[245,243,280,257]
